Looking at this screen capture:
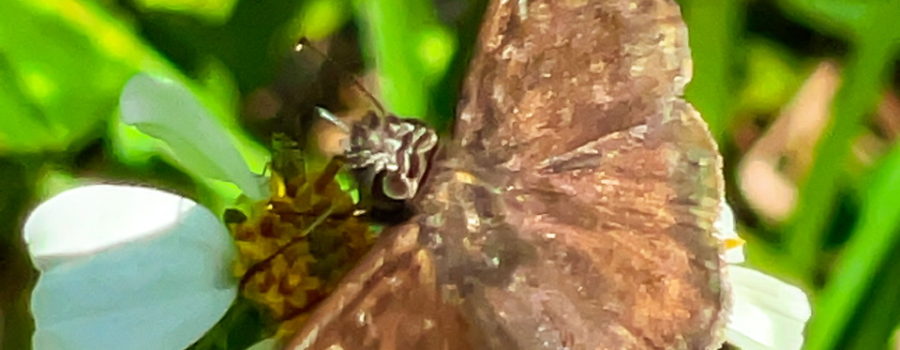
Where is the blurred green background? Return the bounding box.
[1,0,899,349]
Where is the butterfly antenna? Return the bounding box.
[315,106,351,133]
[295,39,387,116]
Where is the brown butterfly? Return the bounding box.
[287,0,727,348]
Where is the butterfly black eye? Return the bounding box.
[381,171,414,199]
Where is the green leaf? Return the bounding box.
[132,0,239,24]
[0,0,170,153]
[0,56,56,152]
[297,0,352,40]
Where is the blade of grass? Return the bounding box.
[838,254,900,350]
[355,0,454,120]
[681,0,743,140]
[770,2,900,348]
[776,0,865,38]
[804,139,900,350]
[785,37,895,279]
[356,0,430,117]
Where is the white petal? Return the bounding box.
[25,184,184,268]
[726,266,811,350]
[715,202,745,264]
[723,244,746,264]
[715,201,736,237]
[120,74,267,200]
[24,185,238,350]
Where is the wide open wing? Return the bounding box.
[287,0,726,349]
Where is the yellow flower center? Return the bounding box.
[228,158,376,339]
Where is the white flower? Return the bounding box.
[25,185,237,350]
[23,73,269,350]
[716,203,812,350]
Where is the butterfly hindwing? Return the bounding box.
[287,222,476,349]
[490,99,726,349]
[449,0,726,346]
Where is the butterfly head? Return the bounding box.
[342,112,439,217]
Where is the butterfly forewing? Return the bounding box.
[456,0,695,169]
[288,0,726,349]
